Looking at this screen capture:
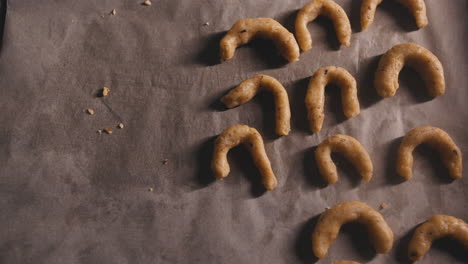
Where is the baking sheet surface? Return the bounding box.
[0,0,467,263]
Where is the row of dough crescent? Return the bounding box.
[221,68,359,135]
[211,128,465,260]
[211,128,466,258]
[312,201,467,261]
[220,42,446,136]
[211,125,462,191]
[220,0,429,61]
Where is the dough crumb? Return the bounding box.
[162,159,169,165]
[86,108,95,115]
[111,9,116,15]
[203,22,210,26]
[148,187,154,192]
[102,87,110,97]
[104,128,113,134]
[118,123,124,129]
[380,203,388,210]
[143,0,152,6]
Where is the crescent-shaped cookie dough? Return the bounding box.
[221,75,291,136]
[397,126,462,180]
[333,261,361,264]
[312,201,394,259]
[306,66,360,133]
[295,0,352,51]
[408,214,468,261]
[220,18,300,62]
[375,43,445,98]
[361,0,428,30]
[211,124,278,190]
[315,134,373,184]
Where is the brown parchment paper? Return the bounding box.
[0,0,467,263]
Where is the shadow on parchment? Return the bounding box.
[431,236,468,262]
[194,136,217,188]
[331,152,366,188]
[294,214,320,264]
[277,8,298,34]
[0,0,6,54]
[384,136,405,185]
[207,86,231,112]
[379,0,420,32]
[412,145,457,184]
[338,222,378,261]
[246,38,291,69]
[394,225,418,264]
[290,77,310,134]
[195,31,225,66]
[349,0,362,32]
[256,92,282,141]
[302,147,328,189]
[398,66,433,104]
[228,145,267,197]
[307,16,341,51]
[359,55,383,109]
[323,83,348,127]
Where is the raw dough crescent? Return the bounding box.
[295,0,351,51]
[361,0,428,30]
[220,18,300,62]
[312,201,394,259]
[221,75,291,136]
[306,66,359,133]
[408,214,468,261]
[397,126,462,180]
[375,43,445,98]
[315,134,373,184]
[211,124,278,190]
